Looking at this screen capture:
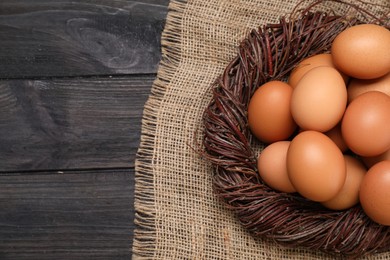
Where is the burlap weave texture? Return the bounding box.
[134,0,390,259]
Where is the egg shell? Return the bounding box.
[347,72,390,103]
[248,81,297,143]
[324,123,348,152]
[360,160,390,226]
[332,24,390,79]
[257,141,296,193]
[287,131,346,202]
[362,149,390,169]
[291,66,347,132]
[341,91,390,157]
[288,53,349,88]
[322,155,366,210]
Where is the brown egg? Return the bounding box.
[341,91,390,157]
[291,66,347,132]
[347,72,390,103]
[322,155,366,210]
[360,160,390,226]
[332,24,390,79]
[257,141,296,193]
[248,81,297,143]
[324,123,348,152]
[287,131,346,202]
[288,53,348,88]
[362,149,390,169]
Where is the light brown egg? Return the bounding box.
[341,91,390,157]
[257,141,296,193]
[248,81,297,143]
[332,24,390,79]
[322,155,366,210]
[291,66,347,132]
[360,160,390,226]
[286,131,346,202]
[324,123,348,153]
[288,53,348,88]
[347,72,390,103]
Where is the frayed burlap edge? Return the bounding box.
[133,0,186,258]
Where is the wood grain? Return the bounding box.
[0,75,153,172]
[0,0,167,258]
[0,169,134,260]
[0,0,169,79]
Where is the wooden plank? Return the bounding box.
[0,75,153,172]
[0,169,134,260]
[0,0,169,79]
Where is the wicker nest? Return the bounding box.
[202,0,390,257]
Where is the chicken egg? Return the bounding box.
[341,91,390,157]
[291,66,347,132]
[248,81,297,143]
[321,155,366,210]
[360,160,390,226]
[286,131,346,202]
[332,24,390,79]
[324,123,348,153]
[257,141,296,193]
[288,53,348,88]
[347,72,390,103]
[362,149,390,169]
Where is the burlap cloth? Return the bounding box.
[134,0,389,259]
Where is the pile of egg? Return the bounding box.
[248,24,390,225]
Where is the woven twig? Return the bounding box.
[202,0,390,257]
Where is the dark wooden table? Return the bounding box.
[0,1,169,259]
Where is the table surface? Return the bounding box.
[0,1,169,259]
